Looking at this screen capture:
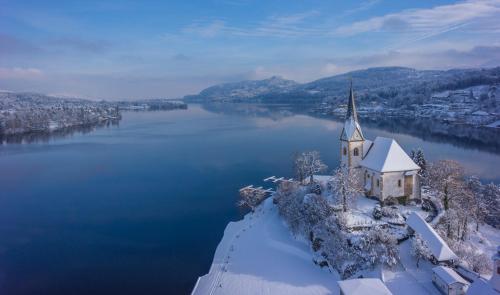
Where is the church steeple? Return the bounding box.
[346,79,359,122]
[340,80,364,142]
[340,80,365,169]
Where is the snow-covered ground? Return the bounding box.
[192,198,340,295]
[383,240,441,295]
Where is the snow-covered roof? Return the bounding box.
[362,139,372,157]
[341,117,364,141]
[433,266,468,285]
[406,212,458,261]
[360,137,420,172]
[466,277,496,295]
[337,278,393,295]
[471,110,489,116]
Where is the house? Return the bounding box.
[337,278,393,295]
[433,266,469,295]
[340,82,421,203]
[406,212,457,263]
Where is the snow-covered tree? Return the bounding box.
[329,167,363,212]
[302,194,334,233]
[481,182,500,228]
[411,234,432,268]
[410,148,428,181]
[293,151,327,184]
[428,160,464,210]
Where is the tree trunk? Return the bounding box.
[443,184,449,211]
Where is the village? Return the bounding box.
[192,83,500,295]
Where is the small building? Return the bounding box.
[406,212,458,263]
[339,82,421,203]
[433,266,469,295]
[337,278,393,295]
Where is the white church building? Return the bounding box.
[340,82,421,203]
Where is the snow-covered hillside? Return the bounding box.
[192,198,340,295]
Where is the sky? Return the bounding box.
[1,0,500,99]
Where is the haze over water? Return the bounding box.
[0,104,498,295]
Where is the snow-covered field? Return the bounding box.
[192,198,340,295]
[193,188,500,294]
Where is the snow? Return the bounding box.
[471,110,489,116]
[360,137,420,172]
[433,266,468,285]
[383,240,441,295]
[341,117,364,141]
[363,139,373,157]
[192,198,340,295]
[406,212,457,262]
[337,278,393,295]
[486,120,500,128]
[467,277,497,295]
[468,224,500,260]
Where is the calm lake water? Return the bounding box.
[0,104,499,295]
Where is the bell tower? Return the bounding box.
[340,80,365,169]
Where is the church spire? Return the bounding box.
[340,79,364,142]
[346,78,359,122]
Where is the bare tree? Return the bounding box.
[329,167,363,212]
[428,160,464,211]
[293,151,327,184]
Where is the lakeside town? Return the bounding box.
[0,91,187,137]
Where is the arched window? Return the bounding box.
[377,179,380,187]
[398,179,402,187]
[353,148,359,156]
[343,147,347,155]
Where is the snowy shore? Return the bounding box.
[191,198,340,295]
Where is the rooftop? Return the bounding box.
[337,278,393,295]
[407,212,457,262]
[360,137,420,172]
[432,266,468,285]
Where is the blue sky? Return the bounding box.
[1,0,500,99]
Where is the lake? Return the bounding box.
[0,104,499,295]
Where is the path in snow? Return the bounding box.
[192,198,340,295]
[383,240,441,295]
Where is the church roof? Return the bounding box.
[360,137,420,172]
[341,117,364,141]
[346,80,359,122]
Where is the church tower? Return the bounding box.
[340,80,365,169]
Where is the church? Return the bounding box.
[339,82,421,203]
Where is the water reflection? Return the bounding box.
[0,119,120,145]
[200,102,500,154]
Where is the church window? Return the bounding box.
[398,180,402,187]
[343,147,347,155]
[353,148,359,156]
[376,179,379,187]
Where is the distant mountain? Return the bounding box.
[184,76,299,102]
[184,67,500,106]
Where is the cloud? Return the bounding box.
[182,11,324,38]
[0,67,44,79]
[336,0,500,35]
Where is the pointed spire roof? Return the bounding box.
[346,78,359,122]
[340,79,364,141]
